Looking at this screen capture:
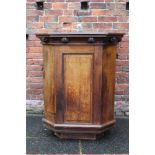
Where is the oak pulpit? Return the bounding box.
[37,33,123,140]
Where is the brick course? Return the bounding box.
[26,0,129,116]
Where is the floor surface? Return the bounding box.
[26,115,129,154]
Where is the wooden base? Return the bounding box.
[43,118,115,140]
[55,133,99,140]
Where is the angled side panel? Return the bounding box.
[43,45,56,123]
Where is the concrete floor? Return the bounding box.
[26,115,129,154]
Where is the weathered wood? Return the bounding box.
[37,33,124,140]
[55,46,94,123]
[102,45,117,123]
[93,46,103,124]
[64,54,92,123]
[43,45,55,122]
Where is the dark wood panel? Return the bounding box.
[102,45,117,123]
[43,45,55,122]
[92,46,103,124]
[54,46,64,124]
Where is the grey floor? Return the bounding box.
[26,115,129,154]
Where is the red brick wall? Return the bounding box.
[26,0,129,116]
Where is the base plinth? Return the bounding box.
[43,118,115,140]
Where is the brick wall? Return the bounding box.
[26,0,129,116]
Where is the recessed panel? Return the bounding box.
[64,54,93,123]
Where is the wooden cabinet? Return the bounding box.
[37,33,123,140]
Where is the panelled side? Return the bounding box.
[43,45,55,123]
[102,45,117,123]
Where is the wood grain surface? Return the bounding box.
[64,54,93,123]
[43,45,55,122]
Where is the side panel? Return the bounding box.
[102,45,117,123]
[43,45,55,123]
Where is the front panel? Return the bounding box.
[55,46,103,124]
[64,54,93,123]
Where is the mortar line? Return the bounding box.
[78,140,83,154]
